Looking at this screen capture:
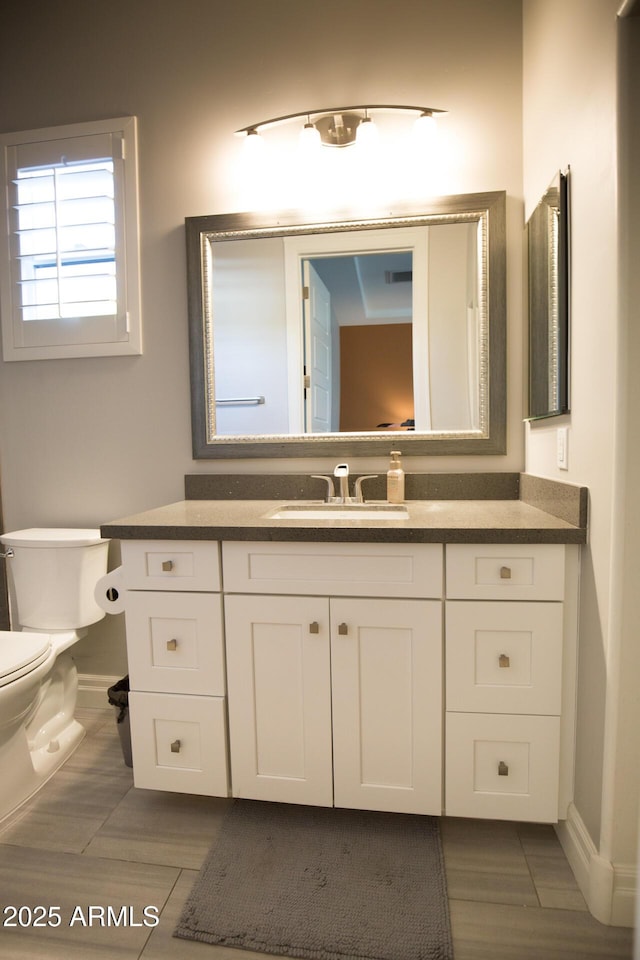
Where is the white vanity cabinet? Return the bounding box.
[117,534,579,825]
[120,540,229,797]
[444,543,579,823]
[222,541,443,815]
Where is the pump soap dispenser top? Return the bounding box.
[387,451,405,504]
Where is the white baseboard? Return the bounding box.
[556,803,635,927]
[77,673,121,710]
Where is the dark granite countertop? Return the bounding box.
[100,496,587,545]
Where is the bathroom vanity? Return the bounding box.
[100,473,587,824]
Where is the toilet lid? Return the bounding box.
[0,631,51,687]
[0,528,104,548]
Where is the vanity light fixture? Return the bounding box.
[236,104,446,150]
[299,116,322,153]
[355,110,379,149]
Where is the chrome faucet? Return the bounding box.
[311,475,336,501]
[311,467,379,504]
[354,475,378,502]
[333,463,350,502]
[311,464,351,502]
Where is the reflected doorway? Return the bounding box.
[304,252,415,432]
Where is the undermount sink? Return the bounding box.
[265,502,410,521]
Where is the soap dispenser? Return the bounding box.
[387,451,405,504]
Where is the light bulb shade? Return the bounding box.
[299,122,321,153]
[355,116,379,149]
[243,129,265,155]
[412,112,438,147]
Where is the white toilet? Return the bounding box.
[0,528,109,821]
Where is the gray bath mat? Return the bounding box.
[175,800,453,960]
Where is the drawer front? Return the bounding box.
[445,712,560,822]
[121,540,220,592]
[446,544,565,600]
[129,691,229,796]
[222,541,443,598]
[125,592,225,695]
[446,601,563,715]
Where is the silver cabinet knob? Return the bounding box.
[170,739,181,754]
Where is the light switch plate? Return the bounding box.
[557,427,569,470]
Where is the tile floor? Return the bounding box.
[0,707,634,960]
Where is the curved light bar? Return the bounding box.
[236,104,446,147]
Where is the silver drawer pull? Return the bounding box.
[170,739,181,754]
[162,559,174,572]
[166,639,178,652]
[338,622,348,636]
[499,566,512,580]
[309,621,319,634]
[498,760,509,776]
[498,654,510,668]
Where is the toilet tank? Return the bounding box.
[0,529,109,631]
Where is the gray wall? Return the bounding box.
[0,0,524,680]
[524,0,639,913]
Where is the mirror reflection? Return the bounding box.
[186,192,506,458]
[527,171,570,420]
[212,222,480,436]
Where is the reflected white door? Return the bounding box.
[303,261,332,432]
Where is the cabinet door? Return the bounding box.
[125,591,224,696]
[445,712,561,822]
[121,540,221,591]
[331,598,442,815]
[224,594,333,806]
[129,691,229,797]
[446,601,563,715]
[446,544,565,601]
[222,541,443,598]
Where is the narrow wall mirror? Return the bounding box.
[186,191,506,458]
[526,171,570,420]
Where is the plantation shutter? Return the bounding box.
[0,117,141,360]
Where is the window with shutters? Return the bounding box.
[0,117,141,360]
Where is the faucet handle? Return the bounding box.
[311,475,335,502]
[354,475,379,503]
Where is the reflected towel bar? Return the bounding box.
[215,396,265,405]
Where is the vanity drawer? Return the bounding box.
[125,592,225,695]
[129,691,229,796]
[446,544,565,601]
[446,601,563,715]
[222,541,443,598]
[121,540,221,592]
[445,712,560,822]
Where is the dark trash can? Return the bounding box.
[107,675,133,767]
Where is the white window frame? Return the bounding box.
[0,116,142,360]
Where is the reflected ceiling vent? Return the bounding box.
[385,270,413,284]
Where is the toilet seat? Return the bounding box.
[0,632,51,688]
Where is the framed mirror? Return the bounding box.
[526,171,570,420]
[186,191,506,458]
